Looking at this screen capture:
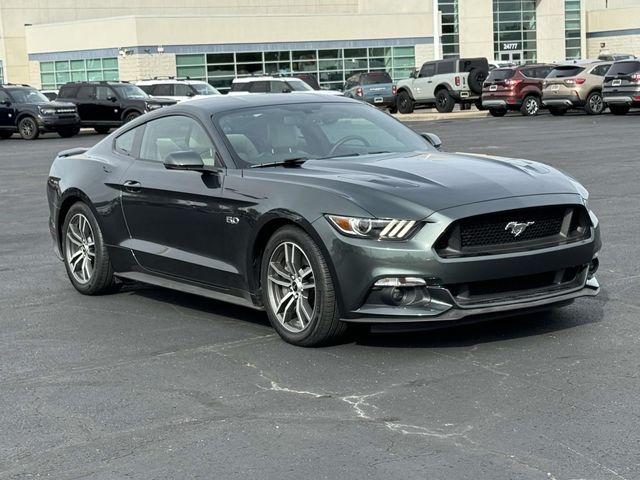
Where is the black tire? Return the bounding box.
[549,106,567,116]
[435,89,455,113]
[609,104,630,116]
[260,225,347,347]
[585,91,605,115]
[0,131,12,139]
[18,116,39,140]
[57,127,80,138]
[468,68,488,95]
[475,99,485,111]
[61,202,119,295]
[388,104,398,114]
[396,91,414,114]
[124,111,140,123]
[94,126,110,134]
[489,108,507,117]
[520,95,541,116]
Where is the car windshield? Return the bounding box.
[114,84,149,99]
[286,79,314,91]
[608,61,640,75]
[216,102,433,167]
[7,88,50,103]
[547,66,585,78]
[487,69,515,81]
[192,83,219,95]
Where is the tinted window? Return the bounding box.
[487,69,515,81]
[152,84,173,96]
[58,85,78,98]
[419,63,435,77]
[361,72,393,84]
[459,58,488,73]
[608,61,640,75]
[175,84,193,97]
[140,116,218,166]
[535,66,554,78]
[230,82,251,92]
[591,64,611,77]
[96,86,115,101]
[436,61,455,75]
[6,88,50,103]
[77,86,94,99]
[548,66,585,78]
[138,85,154,94]
[0,91,10,103]
[114,127,138,157]
[248,81,269,93]
[271,81,290,93]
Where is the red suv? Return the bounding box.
[481,64,554,117]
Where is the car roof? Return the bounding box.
[135,79,207,85]
[232,76,302,83]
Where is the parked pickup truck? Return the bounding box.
[395,58,489,113]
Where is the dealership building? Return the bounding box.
[0,0,639,92]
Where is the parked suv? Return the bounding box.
[541,61,611,115]
[135,78,220,102]
[0,84,80,140]
[482,64,553,117]
[343,71,396,112]
[228,76,342,96]
[57,81,177,134]
[602,59,640,115]
[395,57,489,113]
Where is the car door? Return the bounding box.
[414,63,436,101]
[0,90,15,128]
[75,85,96,121]
[95,85,120,123]
[119,114,236,288]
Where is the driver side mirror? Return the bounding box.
[107,96,118,102]
[410,70,418,79]
[163,150,206,171]
[420,132,442,150]
[281,88,292,93]
[0,99,10,106]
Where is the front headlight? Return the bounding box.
[39,107,56,115]
[145,102,162,111]
[326,215,420,240]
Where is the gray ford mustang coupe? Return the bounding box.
[47,94,600,346]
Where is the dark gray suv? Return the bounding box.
[602,60,640,115]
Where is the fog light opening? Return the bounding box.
[380,286,431,307]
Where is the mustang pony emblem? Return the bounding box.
[505,221,535,237]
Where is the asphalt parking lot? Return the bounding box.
[1,112,639,480]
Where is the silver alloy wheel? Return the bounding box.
[526,97,539,115]
[266,241,316,333]
[65,213,96,284]
[20,118,35,138]
[589,93,603,113]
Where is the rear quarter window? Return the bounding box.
[114,127,139,157]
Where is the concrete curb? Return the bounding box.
[392,110,490,121]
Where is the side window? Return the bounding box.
[520,68,533,78]
[271,81,291,93]
[138,85,154,94]
[77,85,95,99]
[96,86,115,100]
[114,127,139,157]
[174,84,193,97]
[153,84,173,96]
[419,63,436,78]
[436,61,454,75]
[535,67,553,78]
[58,85,77,98]
[249,81,269,93]
[591,64,610,77]
[139,116,219,167]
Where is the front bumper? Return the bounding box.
[312,194,601,325]
[38,114,81,132]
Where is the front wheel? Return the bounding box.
[520,95,541,116]
[609,104,630,115]
[435,90,455,113]
[585,91,605,115]
[124,112,140,123]
[18,117,39,140]
[261,225,347,347]
[62,202,119,295]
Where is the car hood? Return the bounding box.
[146,97,178,105]
[249,151,585,219]
[30,100,76,108]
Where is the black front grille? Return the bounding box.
[435,205,591,258]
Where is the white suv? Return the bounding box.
[134,79,221,102]
[227,76,342,96]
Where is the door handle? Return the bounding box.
[123,180,141,193]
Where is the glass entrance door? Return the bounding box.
[500,51,523,63]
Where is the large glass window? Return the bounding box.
[0,60,4,84]
[565,0,581,60]
[40,57,119,89]
[176,46,415,93]
[438,0,459,59]
[493,0,537,63]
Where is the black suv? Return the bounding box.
[57,81,176,134]
[0,84,80,140]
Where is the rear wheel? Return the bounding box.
[261,225,347,347]
[520,95,540,116]
[549,106,567,116]
[0,131,12,139]
[609,104,630,115]
[57,127,80,138]
[388,104,398,114]
[489,108,507,117]
[62,202,119,295]
[435,89,455,113]
[585,91,605,115]
[18,117,39,140]
[94,126,110,134]
[396,91,414,114]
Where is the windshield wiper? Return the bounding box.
[249,157,309,168]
